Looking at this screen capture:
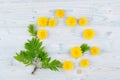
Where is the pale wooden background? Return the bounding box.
[0,0,120,80]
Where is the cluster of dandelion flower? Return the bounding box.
[36,9,100,71]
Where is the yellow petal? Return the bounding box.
[71,46,82,58]
[62,61,74,71]
[90,46,100,56]
[80,59,90,68]
[55,9,65,18]
[79,17,88,26]
[37,17,48,27]
[48,18,57,27]
[37,30,48,40]
[83,29,95,40]
[66,16,77,27]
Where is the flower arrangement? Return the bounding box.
[14,9,101,74]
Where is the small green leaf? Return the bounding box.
[28,24,36,36]
[41,58,62,71]
[49,60,62,71]
[80,43,90,53]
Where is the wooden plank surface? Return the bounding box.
[0,0,120,80]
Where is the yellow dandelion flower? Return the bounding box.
[37,17,48,27]
[48,18,57,27]
[62,61,74,71]
[83,29,95,40]
[79,17,88,26]
[71,46,82,58]
[37,30,48,40]
[66,16,77,27]
[80,59,90,68]
[55,9,65,18]
[90,46,100,56]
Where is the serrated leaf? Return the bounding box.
[80,43,90,53]
[41,58,62,71]
[49,60,62,71]
[25,38,43,52]
[14,51,33,66]
[28,24,36,36]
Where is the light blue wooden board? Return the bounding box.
[0,0,120,80]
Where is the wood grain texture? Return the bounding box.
[0,0,120,80]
